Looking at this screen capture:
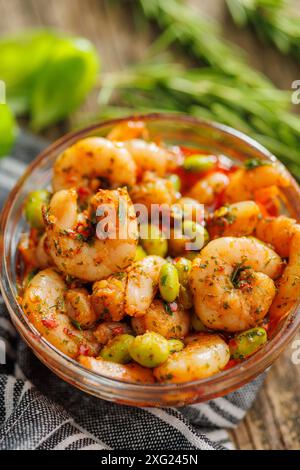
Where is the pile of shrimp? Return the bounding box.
[18,119,300,385]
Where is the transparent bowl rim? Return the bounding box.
[1,112,300,399]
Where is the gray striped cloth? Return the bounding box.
[0,133,265,450]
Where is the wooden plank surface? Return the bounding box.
[1,0,300,450]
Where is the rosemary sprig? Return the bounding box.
[100,0,300,179]
[137,0,276,87]
[99,56,300,179]
[226,0,300,59]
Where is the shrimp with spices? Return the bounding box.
[93,321,132,345]
[92,255,166,319]
[129,171,178,212]
[187,172,229,206]
[65,287,98,329]
[207,201,261,238]
[224,162,290,203]
[269,227,300,324]
[154,333,230,383]
[22,268,99,358]
[131,299,190,339]
[122,139,171,177]
[125,255,166,317]
[79,356,155,383]
[35,233,53,268]
[53,137,137,192]
[190,237,283,332]
[255,215,297,258]
[44,187,138,282]
[92,271,127,322]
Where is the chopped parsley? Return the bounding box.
[231,263,251,288]
[71,319,82,331]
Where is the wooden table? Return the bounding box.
[1,0,300,450]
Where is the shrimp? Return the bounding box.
[131,299,190,339]
[93,321,132,345]
[52,137,137,192]
[189,237,283,332]
[255,215,297,258]
[187,172,229,206]
[107,120,148,141]
[44,187,138,282]
[122,139,171,177]
[224,163,290,203]
[65,288,98,329]
[129,171,177,212]
[35,233,53,268]
[92,255,165,319]
[22,268,99,358]
[154,333,230,383]
[92,272,127,322]
[207,201,261,238]
[18,232,53,272]
[269,228,300,323]
[79,356,155,384]
[125,255,166,317]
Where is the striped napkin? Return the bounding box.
[0,133,264,450]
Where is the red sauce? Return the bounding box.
[175,146,237,197]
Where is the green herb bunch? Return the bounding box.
[97,0,300,178]
[226,0,300,59]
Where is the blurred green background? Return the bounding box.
[0,0,299,158]
[1,0,300,177]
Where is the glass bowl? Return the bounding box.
[1,113,300,407]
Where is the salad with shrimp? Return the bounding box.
[18,119,300,385]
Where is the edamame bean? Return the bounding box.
[100,334,135,364]
[24,190,51,229]
[129,332,170,368]
[140,224,168,258]
[183,220,210,250]
[191,312,207,332]
[174,257,192,286]
[229,327,267,360]
[168,223,209,257]
[168,174,181,192]
[159,263,180,303]
[168,339,184,353]
[183,155,216,172]
[134,245,147,261]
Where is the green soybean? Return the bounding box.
[183,155,216,172]
[140,224,168,258]
[129,332,170,368]
[134,245,147,261]
[24,189,51,229]
[159,263,180,303]
[174,257,192,286]
[229,327,267,360]
[168,174,181,192]
[183,220,210,251]
[168,339,184,353]
[100,334,135,364]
